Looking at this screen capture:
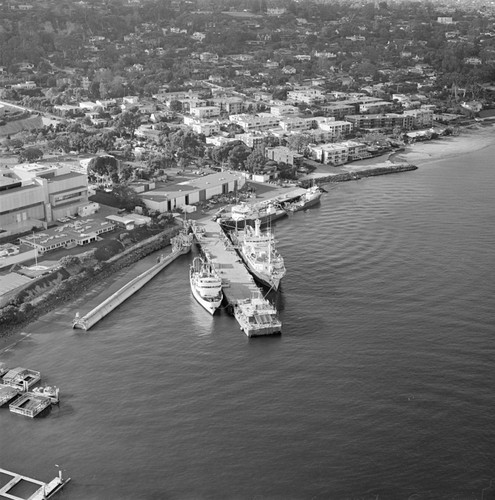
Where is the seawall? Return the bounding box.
[300,163,417,187]
[0,226,181,338]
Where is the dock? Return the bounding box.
[191,218,260,306]
[190,218,282,336]
[2,367,41,391]
[72,231,192,330]
[9,392,51,418]
[0,384,20,406]
[0,467,70,499]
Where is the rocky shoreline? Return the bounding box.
[301,162,418,186]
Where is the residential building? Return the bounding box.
[345,113,414,131]
[279,116,313,133]
[190,106,221,119]
[315,118,353,139]
[265,146,303,166]
[403,109,434,127]
[229,113,280,131]
[287,87,325,104]
[308,143,349,165]
[235,133,266,149]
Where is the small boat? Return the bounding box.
[189,257,223,314]
[32,385,60,404]
[234,291,282,337]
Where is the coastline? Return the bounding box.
[2,123,494,349]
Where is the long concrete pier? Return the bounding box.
[72,232,192,330]
[190,219,262,309]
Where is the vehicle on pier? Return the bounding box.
[189,257,223,315]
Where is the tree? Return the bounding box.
[245,150,267,173]
[113,110,142,138]
[286,134,311,154]
[19,147,43,162]
[228,144,251,170]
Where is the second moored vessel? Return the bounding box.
[230,218,286,291]
[189,256,223,314]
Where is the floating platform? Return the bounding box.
[2,367,41,391]
[9,392,52,418]
[0,467,70,499]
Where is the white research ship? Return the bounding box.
[230,218,286,291]
[189,257,223,314]
[234,291,282,337]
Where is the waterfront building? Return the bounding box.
[19,218,116,254]
[345,113,414,131]
[141,171,246,213]
[309,143,349,165]
[0,163,89,237]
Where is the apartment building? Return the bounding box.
[308,143,349,165]
[265,146,303,166]
[229,113,280,131]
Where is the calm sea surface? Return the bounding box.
[1,144,495,500]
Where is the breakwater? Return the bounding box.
[72,232,192,330]
[0,226,181,337]
[300,163,417,187]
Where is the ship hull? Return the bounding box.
[190,276,222,314]
[289,195,321,212]
[220,210,287,231]
[234,312,282,337]
[241,257,281,291]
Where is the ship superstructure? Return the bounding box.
[230,218,286,291]
[234,291,282,337]
[189,256,223,314]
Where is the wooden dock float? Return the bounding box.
[2,367,41,391]
[72,231,192,330]
[0,384,20,407]
[9,392,52,418]
[0,467,70,499]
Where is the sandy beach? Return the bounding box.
[390,123,495,167]
[308,122,495,177]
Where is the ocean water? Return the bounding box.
[1,145,495,500]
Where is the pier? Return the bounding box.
[0,467,70,499]
[191,218,261,307]
[72,231,192,330]
[190,218,282,336]
[9,392,51,418]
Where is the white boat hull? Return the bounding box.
[190,279,222,314]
